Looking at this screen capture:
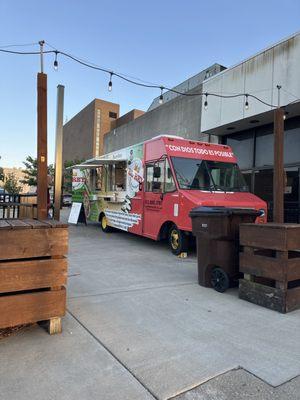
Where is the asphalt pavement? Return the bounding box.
[1,209,299,399]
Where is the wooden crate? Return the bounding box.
[0,258,67,293]
[0,289,66,329]
[239,223,300,313]
[0,219,68,334]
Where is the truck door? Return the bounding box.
[143,158,177,239]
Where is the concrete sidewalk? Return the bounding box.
[1,212,300,399]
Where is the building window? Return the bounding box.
[109,111,117,119]
[226,131,254,169]
[224,118,300,223]
[284,127,300,164]
[255,131,273,168]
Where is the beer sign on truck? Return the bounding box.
[71,135,267,254]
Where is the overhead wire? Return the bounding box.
[0,42,295,109]
[44,41,164,87]
[0,42,39,48]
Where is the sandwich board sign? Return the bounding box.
[68,202,87,225]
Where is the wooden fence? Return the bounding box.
[0,194,37,219]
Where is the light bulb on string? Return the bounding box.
[108,72,113,92]
[283,110,289,120]
[53,51,58,71]
[159,87,164,104]
[245,94,249,110]
[204,93,208,110]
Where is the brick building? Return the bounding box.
[62,99,144,164]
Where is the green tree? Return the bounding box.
[21,156,37,187]
[4,172,22,194]
[21,156,54,187]
[0,167,4,183]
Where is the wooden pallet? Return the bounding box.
[239,223,300,313]
[0,219,68,334]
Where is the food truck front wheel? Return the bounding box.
[100,213,112,233]
[168,225,188,255]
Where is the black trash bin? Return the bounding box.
[189,207,261,292]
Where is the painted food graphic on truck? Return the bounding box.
[105,208,141,231]
[121,195,132,214]
[72,168,99,221]
[106,146,144,231]
[72,169,86,191]
[83,191,91,218]
[72,143,145,231]
[128,158,144,195]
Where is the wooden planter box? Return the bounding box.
[239,223,300,313]
[0,219,68,334]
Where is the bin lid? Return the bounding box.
[189,206,261,218]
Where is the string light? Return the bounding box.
[245,94,249,110]
[1,43,297,109]
[108,72,113,92]
[159,87,164,104]
[53,51,58,71]
[204,93,208,110]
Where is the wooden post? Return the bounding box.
[37,73,48,220]
[273,108,285,223]
[54,85,65,221]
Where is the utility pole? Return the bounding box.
[273,85,285,223]
[37,40,48,220]
[53,85,65,221]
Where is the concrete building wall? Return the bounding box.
[115,109,145,128]
[201,33,300,134]
[104,85,210,153]
[148,63,226,111]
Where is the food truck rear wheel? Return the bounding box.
[168,225,188,255]
[100,214,112,233]
[211,267,230,293]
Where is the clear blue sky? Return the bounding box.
[1,0,299,167]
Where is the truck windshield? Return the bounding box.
[171,157,248,192]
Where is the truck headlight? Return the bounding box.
[259,209,265,217]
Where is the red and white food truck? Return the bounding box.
[72,135,267,254]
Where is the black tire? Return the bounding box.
[100,214,112,233]
[168,225,188,255]
[211,267,230,293]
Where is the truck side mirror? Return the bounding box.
[153,166,161,178]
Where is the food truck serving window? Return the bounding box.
[171,157,248,192]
